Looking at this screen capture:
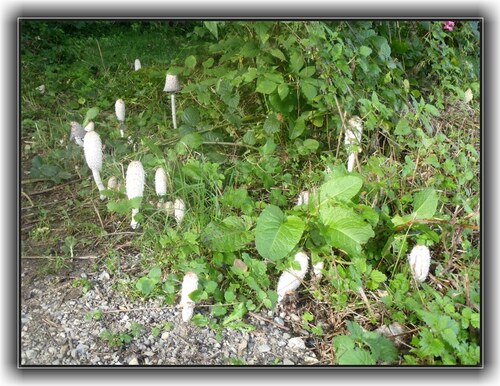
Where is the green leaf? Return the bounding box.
[202,216,254,252]
[359,45,372,57]
[320,207,374,257]
[255,205,305,261]
[338,346,375,365]
[425,104,440,116]
[289,117,305,139]
[185,55,197,70]
[289,51,304,74]
[182,107,200,126]
[212,305,228,317]
[269,48,286,61]
[303,138,319,152]
[277,83,289,99]
[370,270,387,284]
[395,119,411,135]
[301,82,317,101]
[178,132,203,150]
[84,107,99,124]
[147,266,162,283]
[135,277,156,296]
[223,302,247,325]
[203,21,218,39]
[256,79,277,94]
[243,130,257,145]
[412,188,438,219]
[319,175,363,202]
[263,114,281,135]
[363,332,398,362]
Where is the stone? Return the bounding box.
[288,337,306,350]
[128,357,139,365]
[258,344,271,353]
[283,358,295,365]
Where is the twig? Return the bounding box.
[357,287,377,321]
[202,141,258,151]
[248,311,290,331]
[21,178,51,184]
[91,199,105,229]
[29,179,82,196]
[334,94,347,158]
[21,255,98,260]
[21,190,34,208]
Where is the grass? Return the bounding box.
[20,20,481,366]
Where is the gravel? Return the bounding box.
[20,257,321,366]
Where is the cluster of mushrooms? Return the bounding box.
[70,59,431,322]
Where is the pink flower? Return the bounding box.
[443,21,455,32]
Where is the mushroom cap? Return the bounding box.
[163,74,180,93]
[83,131,102,171]
[408,245,431,282]
[115,99,126,122]
[107,176,119,190]
[70,121,86,141]
[126,161,145,199]
[134,59,142,71]
[174,198,186,224]
[155,167,168,196]
[84,121,95,132]
[345,115,363,146]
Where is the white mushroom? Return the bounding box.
[134,58,142,71]
[174,198,186,225]
[277,251,309,304]
[163,201,174,216]
[296,190,310,206]
[345,116,363,172]
[155,167,168,197]
[179,271,199,322]
[83,130,105,200]
[70,121,86,147]
[312,261,324,280]
[107,176,120,191]
[125,161,145,229]
[84,121,95,132]
[163,74,181,129]
[408,245,431,283]
[115,99,126,138]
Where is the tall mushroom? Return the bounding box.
[276,251,309,305]
[115,99,126,138]
[179,271,199,322]
[83,130,105,200]
[126,160,145,229]
[174,198,186,225]
[345,116,363,172]
[163,74,181,129]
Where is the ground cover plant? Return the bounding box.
[20,19,481,365]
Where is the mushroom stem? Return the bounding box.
[171,94,177,129]
[91,169,106,200]
[119,122,125,138]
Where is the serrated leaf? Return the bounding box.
[269,48,286,61]
[370,270,387,283]
[178,132,203,149]
[413,188,438,219]
[255,205,305,261]
[135,277,156,296]
[182,107,200,126]
[277,83,289,100]
[289,51,304,74]
[185,55,197,70]
[363,332,398,362]
[301,82,317,101]
[338,347,375,365]
[223,302,247,325]
[202,216,254,252]
[320,207,374,257]
[320,175,363,202]
[263,114,280,135]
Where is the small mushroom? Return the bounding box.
[173,198,186,225]
[276,251,309,305]
[408,245,431,283]
[155,167,168,198]
[126,161,145,229]
[179,272,199,322]
[134,58,142,71]
[311,261,324,281]
[345,116,363,172]
[107,176,120,191]
[83,130,105,200]
[70,121,86,147]
[115,99,126,138]
[163,74,181,129]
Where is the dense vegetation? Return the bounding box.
[20,20,481,365]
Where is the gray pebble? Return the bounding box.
[288,337,306,350]
[258,344,271,353]
[283,358,295,365]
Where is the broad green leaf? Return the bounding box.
[289,51,304,74]
[178,132,203,150]
[413,188,438,219]
[269,48,286,61]
[203,21,218,39]
[223,302,247,325]
[320,207,374,257]
[255,205,305,261]
[425,104,440,116]
[370,270,387,283]
[303,138,319,152]
[256,79,277,94]
[301,82,317,101]
[289,117,305,139]
[84,107,99,124]
[202,216,254,252]
[359,45,372,57]
[148,266,162,283]
[182,107,200,126]
[337,346,375,365]
[319,175,363,202]
[277,83,289,99]
[364,333,398,362]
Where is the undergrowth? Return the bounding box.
[20,20,481,365]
